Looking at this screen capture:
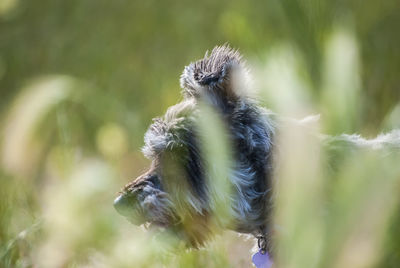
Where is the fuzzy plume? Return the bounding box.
[180,45,249,104]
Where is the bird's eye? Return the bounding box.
[147,175,161,189]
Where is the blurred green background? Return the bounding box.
[1,0,400,267]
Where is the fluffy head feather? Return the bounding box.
[180,45,249,105]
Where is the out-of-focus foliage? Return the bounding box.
[1,0,400,267]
